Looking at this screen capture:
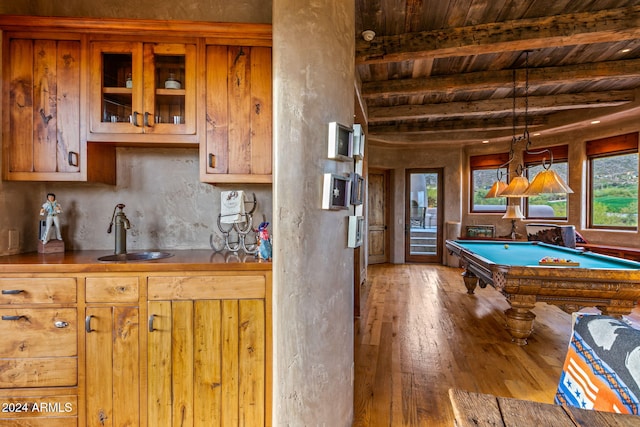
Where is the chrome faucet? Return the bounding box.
[108,204,131,255]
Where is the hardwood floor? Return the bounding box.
[353,263,578,426]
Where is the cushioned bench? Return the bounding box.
[555,314,640,415]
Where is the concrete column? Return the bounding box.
[272,0,355,425]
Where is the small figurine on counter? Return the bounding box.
[40,193,63,244]
[257,221,272,261]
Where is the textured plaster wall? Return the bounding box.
[25,148,272,252]
[368,145,464,263]
[0,1,272,256]
[273,0,355,425]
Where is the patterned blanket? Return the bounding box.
[555,314,640,414]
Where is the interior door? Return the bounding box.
[405,169,443,263]
[368,168,389,264]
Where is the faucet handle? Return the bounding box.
[108,203,127,233]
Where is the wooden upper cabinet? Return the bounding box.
[88,40,198,143]
[201,45,272,184]
[2,36,85,181]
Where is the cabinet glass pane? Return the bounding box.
[154,54,185,125]
[102,53,132,123]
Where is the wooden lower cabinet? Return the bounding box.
[147,298,266,426]
[85,306,140,427]
[0,268,270,427]
[84,276,140,427]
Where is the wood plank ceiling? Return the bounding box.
[355,0,640,147]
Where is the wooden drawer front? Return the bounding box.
[0,357,77,388]
[148,275,265,300]
[0,308,77,357]
[0,278,76,304]
[0,395,77,421]
[86,277,139,303]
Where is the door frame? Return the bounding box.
[405,168,444,263]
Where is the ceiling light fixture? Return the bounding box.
[362,30,375,42]
[485,51,573,199]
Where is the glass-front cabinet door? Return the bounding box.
[89,41,196,137]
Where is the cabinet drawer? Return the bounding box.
[0,308,77,357]
[0,308,77,388]
[86,277,139,303]
[0,278,76,304]
[148,275,266,300]
[0,357,77,388]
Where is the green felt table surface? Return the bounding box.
[451,240,640,270]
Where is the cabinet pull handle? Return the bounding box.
[68,151,79,167]
[132,111,141,127]
[2,289,24,295]
[2,315,27,321]
[54,321,69,328]
[85,315,95,333]
[148,314,156,332]
[209,153,216,168]
[144,112,150,127]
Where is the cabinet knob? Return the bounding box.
[54,321,69,328]
[68,152,79,167]
[209,153,216,168]
[85,315,95,333]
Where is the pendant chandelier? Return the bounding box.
[485,51,573,198]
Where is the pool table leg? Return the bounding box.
[461,270,478,294]
[504,295,537,346]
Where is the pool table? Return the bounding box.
[445,239,640,345]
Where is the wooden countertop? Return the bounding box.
[0,250,271,273]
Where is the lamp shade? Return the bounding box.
[499,176,530,197]
[502,204,525,219]
[484,181,508,198]
[525,169,573,195]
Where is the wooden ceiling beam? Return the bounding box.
[356,6,640,65]
[367,129,511,145]
[362,59,640,98]
[368,90,634,122]
[369,116,546,134]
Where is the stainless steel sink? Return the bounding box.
[97,251,174,262]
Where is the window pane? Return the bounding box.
[472,168,506,212]
[526,162,569,219]
[590,153,638,228]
